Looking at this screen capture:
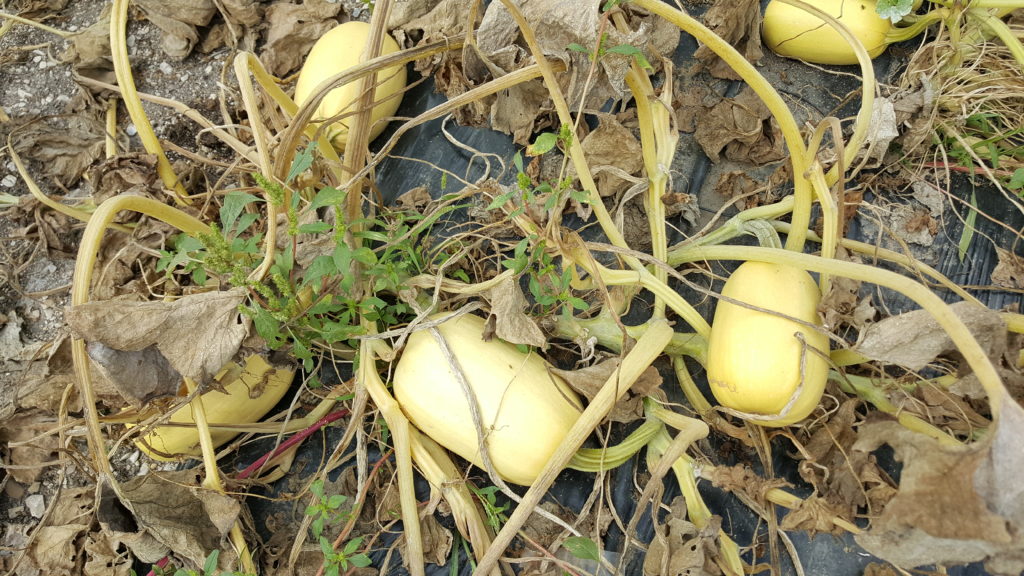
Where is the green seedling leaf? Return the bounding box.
[567,42,590,56]
[1008,168,1024,192]
[875,0,913,23]
[309,187,346,211]
[563,536,601,562]
[286,142,316,183]
[606,44,652,70]
[958,191,978,262]
[298,222,333,234]
[220,191,261,234]
[527,132,558,156]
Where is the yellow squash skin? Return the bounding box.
[762,0,892,65]
[294,21,407,147]
[393,314,583,486]
[706,262,830,427]
[135,355,293,461]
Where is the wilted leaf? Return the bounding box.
[88,153,163,205]
[854,394,1024,574]
[488,276,547,349]
[694,86,785,164]
[855,302,1006,372]
[82,532,133,576]
[551,359,662,423]
[575,114,643,199]
[0,411,60,483]
[24,524,87,575]
[859,97,900,166]
[258,2,342,76]
[136,0,217,59]
[61,7,113,82]
[694,0,764,80]
[98,471,241,570]
[991,248,1024,290]
[12,115,107,188]
[67,288,249,384]
[86,342,182,408]
[644,496,716,576]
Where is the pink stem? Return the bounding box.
[144,556,170,576]
[235,409,350,480]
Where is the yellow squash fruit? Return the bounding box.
[706,262,830,426]
[393,314,583,486]
[134,355,293,460]
[294,21,407,147]
[762,0,892,65]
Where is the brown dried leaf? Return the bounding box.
[86,342,182,408]
[855,302,1006,372]
[488,275,547,349]
[575,114,643,199]
[136,0,217,59]
[98,472,241,570]
[67,288,248,385]
[0,411,60,483]
[24,524,87,575]
[991,248,1024,290]
[819,249,862,330]
[643,496,717,576]
[12,115,107,188]
[88,153,163,205]
[551,359,662,423]
[694,87,785,164]
[61,7,114,82]
[258,2,342,77]
[854,395,1024,574]
[778,494,852,536]
[411,514,453,567]
[82,532,133,576]
[694,0,763,80]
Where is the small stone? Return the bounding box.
[1,175,17,188]
[125,124,138,136]
[8,506,24,519]
[3,481,24,499]
[159,62,173,75]
[25,495,44,518]
[127,34,137,48]
[137,462,149,476]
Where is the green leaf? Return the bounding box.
[287,142,316,183]
[309,187,346,211]
[563,536,601,562]
[606,44,652,70]
[567,42,590,56]
[1008,168,1024,191]
[875,0,913,23]
[320,536,334,557]
[203,550,220,574]
[298,222,333,234]
[349,553,372,568]
[958,191,978,262]
[220,191,261,233]
[526,132,558,156]
[327,494,346,509]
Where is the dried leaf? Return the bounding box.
[551,359,661,423]
[61,7,114,82]
[12,115,107,187]
[575,114,643,199]
[83,532,133,576]
[24,524,87,575]
[694,86,785,164]
[694,0,763,80]
[135,0,217,59]
[855,302,1006,372]
[859,97,900,166]
[488,276,547,349]
[86,342,182,408]
[854,394,1024,574]
[258,2,342,77]
[98,472,241,570]
[88,153,163,205]
[643,496,716,576]
[67,288,248,385]
[0,411,60,483]
[991,248,1024,290]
